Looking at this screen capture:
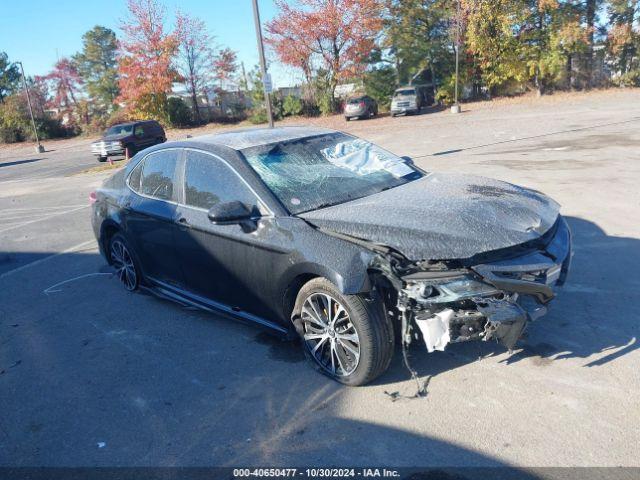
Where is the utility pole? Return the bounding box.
[451,0,461,114]
[17,61,44,153]
[251,0,274,128]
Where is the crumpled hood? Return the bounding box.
[298,172,560,261]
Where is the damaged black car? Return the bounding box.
[91,126,571,386]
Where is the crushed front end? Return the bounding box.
[388,216,572,353]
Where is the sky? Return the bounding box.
[0,0,303,88]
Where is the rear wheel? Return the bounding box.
[109,233,140,292]
[293,278,394,386]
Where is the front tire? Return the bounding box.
[109,233,140,292]
[98,156,107,162]
[293,278,394,386]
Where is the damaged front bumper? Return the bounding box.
[397,216,572,352]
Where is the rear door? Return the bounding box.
[124,149,185,287]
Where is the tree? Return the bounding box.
[42,58,84,124]
[607,0,639,79]
[364,66,396,109]
[73,26,119,112]
[465,0,527,95]
[214,47,238,89]
[267,0,384,111]
[117,0,180,122]
[0,52,20,104]
[384,0,454,86]
[175,11,216,124]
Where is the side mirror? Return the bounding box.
[401,155,415,165]
[208,201,254,224]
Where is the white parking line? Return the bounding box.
[0,204,87,214]
[0,239,97,280]
[44,272,113,295]
[0,205,89,234]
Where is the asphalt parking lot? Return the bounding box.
[1,90,639,470]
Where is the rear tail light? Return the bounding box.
[89,191,97,205]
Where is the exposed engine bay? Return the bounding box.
[370,216,572,355]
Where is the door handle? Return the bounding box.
[176,216,190,230]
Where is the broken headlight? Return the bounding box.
[405,275,500,304]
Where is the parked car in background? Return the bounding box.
[91,120,166,162]
[390,86,432,117]
[344,95,378,121]
[92,126,571,386]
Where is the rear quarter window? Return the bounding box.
[136,150,179,201]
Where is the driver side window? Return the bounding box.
[134,125,144,137]
[184,150,259,210]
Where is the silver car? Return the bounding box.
[344,95,378,121]
[391,87,428,116]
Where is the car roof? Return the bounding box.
[185,126,337,150]
[110,120,159,127]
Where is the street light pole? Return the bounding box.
[17,61,44,152]
[251,0,274,128]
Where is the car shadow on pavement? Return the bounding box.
[0,158,42,168]
[0,252,545,471]
[376,215,640,385]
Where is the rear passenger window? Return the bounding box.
[184,151,258,210]
[139,150,178,201]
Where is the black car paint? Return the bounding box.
[93,131,569,340]
[93,140,375,332]
[299,172,560,262]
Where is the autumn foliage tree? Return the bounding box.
[214,47,238,89]
[175,11,215,124]
[266,0,384,110]
[41,58,85,125]
[117,0,179,123]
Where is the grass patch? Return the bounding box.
[73,161,125,176]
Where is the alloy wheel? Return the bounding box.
[110,239,137,291]
[301,293,360,377]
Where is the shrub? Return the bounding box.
[283,95,303,116]
[167,97,193,127]
[105,108,133,128]
[248,108,268,124]
[0,94,70,143]
[317,92,333,116]
[435,74,456,105]
[612,70,640,87]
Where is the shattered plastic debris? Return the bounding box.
[321,139,413,177]
[415,309,453,352]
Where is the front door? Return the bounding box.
[172,149,287,320]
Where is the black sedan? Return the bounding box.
[92,126,571,386]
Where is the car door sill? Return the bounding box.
[143,277,289,335]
